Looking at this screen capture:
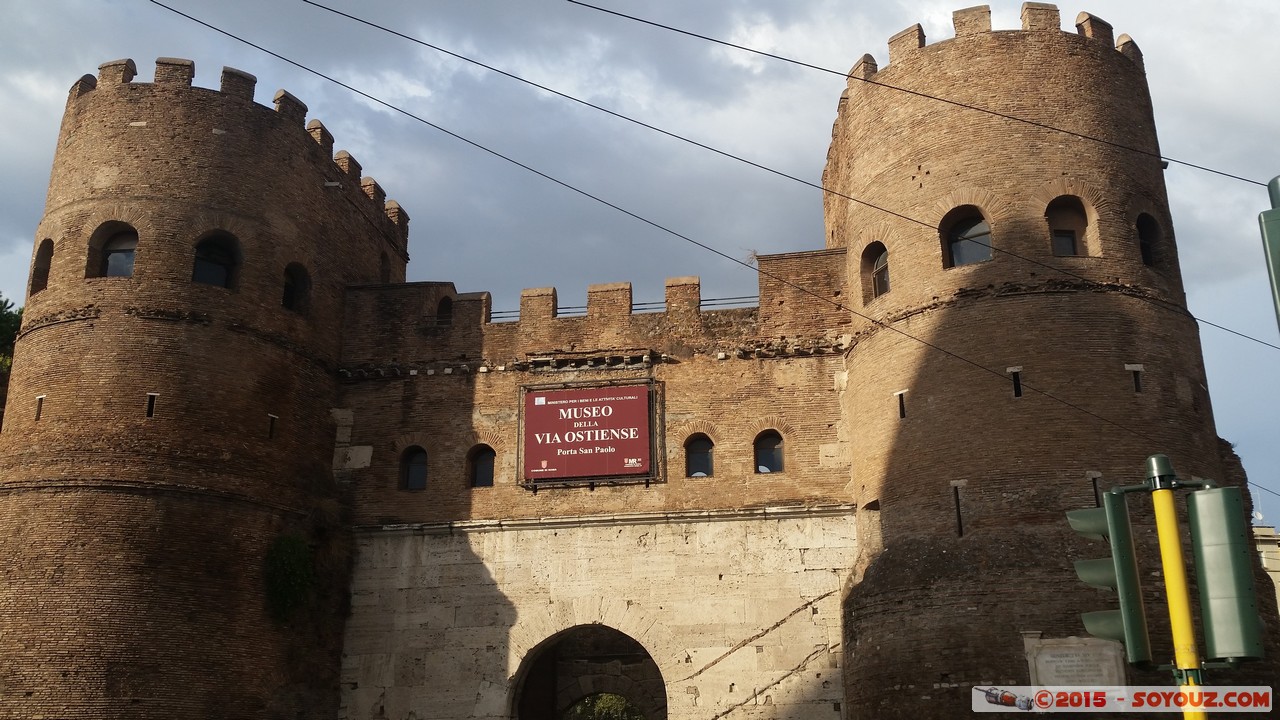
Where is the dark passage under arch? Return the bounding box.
[513,625,666,720]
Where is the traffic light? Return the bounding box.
[1188,487,1265,661]
[1259,175,1280,334]
[1067,491,1152,666]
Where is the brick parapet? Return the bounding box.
[56,57,408,265]
[339,248,851,370]
[824,5,1181,335]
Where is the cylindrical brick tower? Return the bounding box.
[0,58,408,718]
[826,5,1278,717]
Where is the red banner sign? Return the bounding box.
[523,385,651,481]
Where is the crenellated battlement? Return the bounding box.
[67,57,410,253]
[866,4,1142,77]
[339,246,849,374]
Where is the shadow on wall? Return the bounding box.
[336,332,522,720]
[840,289,1280,719]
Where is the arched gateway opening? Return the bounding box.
[512,625,667,720]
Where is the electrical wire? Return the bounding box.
[565,0,1270,188]
[300,0,1280,354]
[147,0,1280,501]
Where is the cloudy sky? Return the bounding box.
[2,1,1278,520]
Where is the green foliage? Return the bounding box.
[264,532,315,623]
[0,293,20,361]
[562,693,646,720]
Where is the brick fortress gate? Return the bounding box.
[3,5,1278,720]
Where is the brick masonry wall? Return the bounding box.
[5,7,1279,719]
[335,269,852,525]
[0,58,402,718]
[823,8,1280,717]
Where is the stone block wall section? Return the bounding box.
[340,509,855,720]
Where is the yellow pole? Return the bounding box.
[1152,486,1206,720]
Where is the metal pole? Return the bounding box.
[1147,454,1206,720]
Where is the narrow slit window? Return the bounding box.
[953,486,964,537]
[895,391,907,419]
[35,395,45,421]
[146,393,158,418]
[1089,472,1103,507]
[1008,367,1023,398]
[1125,364,1144,393]
[267,414,278,439]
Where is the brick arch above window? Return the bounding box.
[1032,179,1105,257]
[461,428,508,454]
[392,432,434,458]
[1030,178,1107,218]
[744,415,796,441]
[928,187,1014,228]
[85,221,140,279]
[667,420,724,449]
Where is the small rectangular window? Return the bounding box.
[146,393,158,418]
[1006,366,1024,398]
[1052,230,1078,256]
[1087,471,1103,507]
[1125,364,1144,393]
[35,395,45,421]
[267,414,278,440]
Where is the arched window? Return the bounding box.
[282,263,311,314]
[436,297,454,326]
[86,222,139,279]
[401,446,428,491]
[192,234,240,288]
[685,434,714,477]
[100,231,138,277]
[941,208,992,268]
[1046,196,1088,256]
[30,239,53,295]
[468,445,496,488]
[754,430,783,474]
[861,242,890,302]
[1136,213,1160,267]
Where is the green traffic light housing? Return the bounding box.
[1066,492,1152,666]
[1259,176,1280,335]
[1188,487,1265,661]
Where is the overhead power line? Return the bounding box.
[299,0,1280,354]
[565,0,1269,188]
[146,0,1280,502]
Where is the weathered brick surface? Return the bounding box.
[336,271,851,525]
[823,10,1279,717]
[3,7,1278,720]
[0,58,399,718]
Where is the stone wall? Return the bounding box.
[341,507,855,720]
